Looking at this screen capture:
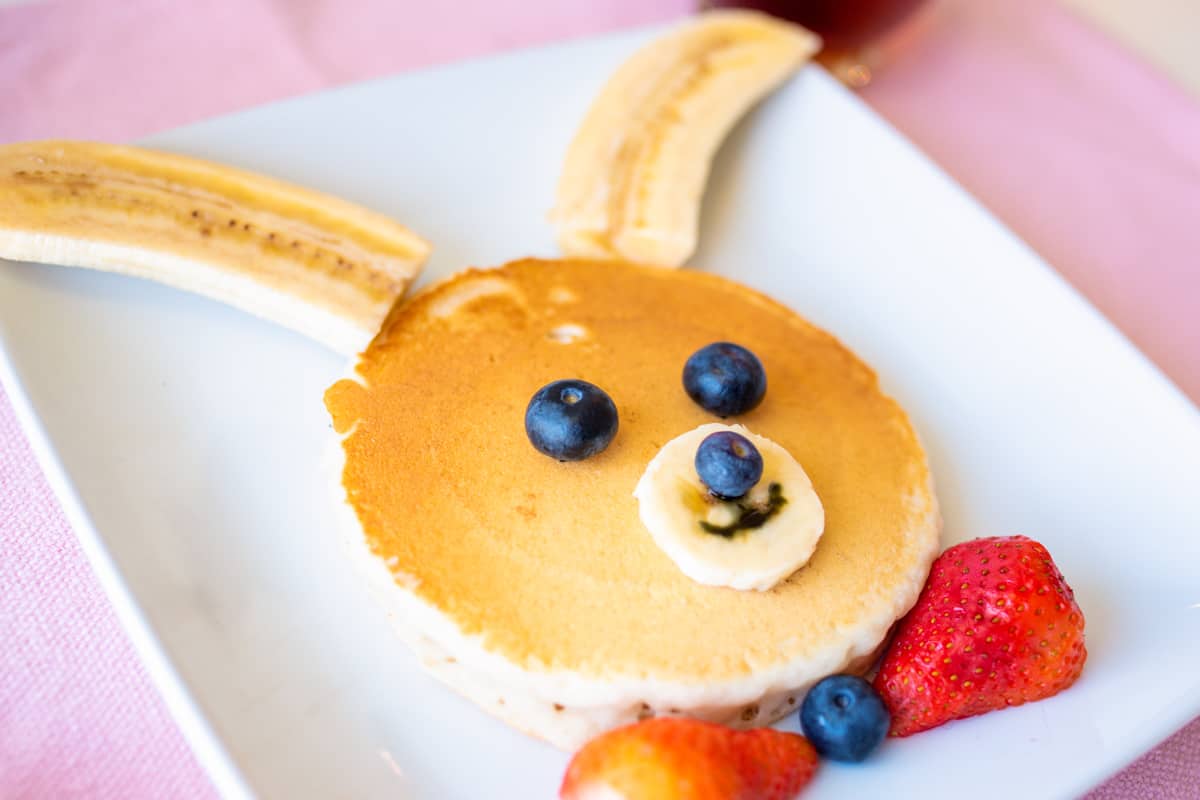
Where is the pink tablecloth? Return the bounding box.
[1,0,1197,797]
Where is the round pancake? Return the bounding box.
[324,258,940,748]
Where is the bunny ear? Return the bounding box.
[0,139,430,354]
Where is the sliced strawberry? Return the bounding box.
[874,535,1087,737]
[560,717,818,800]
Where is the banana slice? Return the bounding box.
[633,423,824,591]
[0,140,430,354]
[551,11,820,267]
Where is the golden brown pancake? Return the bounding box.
[325,258,939,748]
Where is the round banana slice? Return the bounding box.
[633,423,824,591]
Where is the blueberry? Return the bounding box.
[799,674,890,763]
[525,379,618,461]
[682,342,766,417]
[695,431,763,500]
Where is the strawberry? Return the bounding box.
[559,717,819,800]
[874,535,1087,737]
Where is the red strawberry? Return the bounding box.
[874,535,1087,737]
[560,717,819,800]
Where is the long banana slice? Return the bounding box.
[552,11,819,267]
[0,140,430,354]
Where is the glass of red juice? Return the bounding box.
[701,0,933,86]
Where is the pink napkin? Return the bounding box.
[862,0,1200,405]
[1,1,1197,797]
[0,0,690,143]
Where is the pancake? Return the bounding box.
[324,258,940,749]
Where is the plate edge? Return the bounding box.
[0,337,257,800]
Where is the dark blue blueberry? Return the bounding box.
[695,431,763,500]
[799,674,890,763]
[524,379,618,461]
[682,342,766,417]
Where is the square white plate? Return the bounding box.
[3,25,1200,800]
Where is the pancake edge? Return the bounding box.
[331,440,938,749]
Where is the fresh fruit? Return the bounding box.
[799,674,889,762]
[551,11,820,267]
[874,535,1087,737]
[683,342,768,417]
[634,423,823,591]
[525,379,619,461]
[695,430,764,499]
[0,140,430,354]
[559,717,819,800]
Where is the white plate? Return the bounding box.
[3,25,1200,800]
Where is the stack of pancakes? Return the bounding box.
[325,258,940,749]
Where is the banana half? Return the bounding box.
[0,140,430,354]
[634,423,825,591]
[551,10,820,267]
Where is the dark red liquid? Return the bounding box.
[705,0,927,55]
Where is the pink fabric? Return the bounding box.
[0,0,691,143]
[1,0,1197,797]
[862,0,1200,404]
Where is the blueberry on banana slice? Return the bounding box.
[634,424,825,591]
[695,430,763,500]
